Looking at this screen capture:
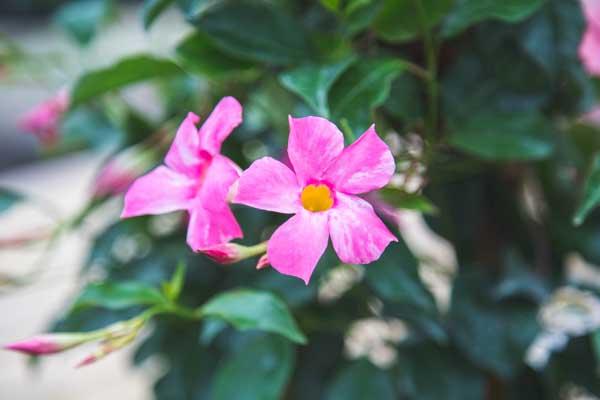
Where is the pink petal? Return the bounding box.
[234,156,301,214]
[165,112,211,176]
[287,116,344,185]
[267,209,329,284]
[199,97,243,155]
[580,26,600,76]
[121,166,195,218]
[582,0,600,27]
[328,193,397,264]
[186,205,243,250]
[324,125,395,194]
[186,154,243,250]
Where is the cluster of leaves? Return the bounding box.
[5,0,600,398]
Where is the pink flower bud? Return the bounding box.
[75,331,137,368]
[18,89,69,147]
[200,243,244,264]
[256,253,270,270]
[4,333,89,355]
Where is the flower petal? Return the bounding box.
[186,204,243,250]
[121,166,195,218]
[268,209,329,284]
[234,156,301,214]
[198,154,242,207]
[324,125,395,194]
[287,116,344,185]
[165,112,210,176]
[328,193,397,264]
[199,96,243,155]
[580,26,600,77]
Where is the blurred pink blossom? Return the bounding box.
[235,116,397,284]
[121,97,244,251]
[18,89,69,146]
[581,106,600,126]
[4,333,88,355]
[580,0,600,76]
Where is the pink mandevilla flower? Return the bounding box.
[234,116,397,284]
[580,0,600,76]
[18,89,69,146]
[121,97,243,250]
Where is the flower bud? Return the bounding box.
[4,333,91,355]
[200,242,268,265]
[76,333,136,368]
[256,253,270,270]
[18,89,69,147]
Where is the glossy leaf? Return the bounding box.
[574,154,600,226]
[280,57,355,118]
[54,0,113,46]
[329,58,405,132]
[192,1,311,65]
[175,31,258,80]
[71,281,166,312]
[212,334,295,400]
[199,289,307,344]
[442,0,546,37]
[448,113,555,161]
[0,188,23,214]
[325,360,395,400]
[374,0,454,42]
[71,54,184,106]
[142,0,174,30]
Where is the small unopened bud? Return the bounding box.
[18,89,69,147]
[76,333,136,368]
[200,242,267,265]
[4,333,92,355]
[256,254,270,270]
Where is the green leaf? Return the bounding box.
[448,113,555,161]
[161,261,186,302]
[325,360,395,400]
[54,0,113,46]
[0,188,23,214]
[379,188,438,214]
[329,58,405,133]
[192,1,311,65]
[142,0,174,30]
[199,289,307,344]
[175,31,258,80]
[374,0,454,42]
[573,154,600,226]
[71,54,184,106]
[176,0,221,19]
[71,281,166,312]
[279,57,355,118]
[442,0,546,37]
[212,334,295,400]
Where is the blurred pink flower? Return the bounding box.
[580,0,600,76]
[121,97,243,251]
[581,105,600,126]
[235,116,397,284]
[18,89,69,146]
[4,333,88,355]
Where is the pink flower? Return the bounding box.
[121,97,244,250]
[4,333,89,355]
[234,116,397,284]
[19,89,69,146]
[580,0,600,76]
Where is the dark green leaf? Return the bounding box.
[142,0,174,30]
[280,57,355,118]
[192,1,311,65]
[212,334,295,400]
[71,54,184,106]
[176,0,221,19]
[329,58,405,133]
[442,0,546,37]
[199,289,307,344]
[54,0,113,46]
[374,0,454,42]
[175,31,258,80]
[0,188,23,214]
[325,360,395,400]
[379,188,438,214]
[574,154,600,226]
[448,113,555,161]
[71,281,166,312]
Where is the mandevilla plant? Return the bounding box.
[3,0,600,398]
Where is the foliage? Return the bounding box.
[4,0,600,398]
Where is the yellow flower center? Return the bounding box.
[301,184,334,212]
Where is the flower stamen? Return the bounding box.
[301,184,333,212]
